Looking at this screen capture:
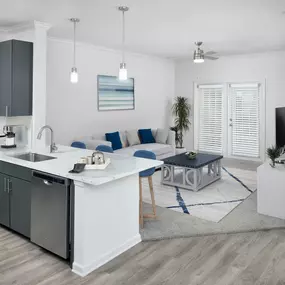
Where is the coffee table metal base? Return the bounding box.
[161,159,222,191]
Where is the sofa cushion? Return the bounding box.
[119,131,128,148]
[105,131,122,150]
[114,147,135,156]
[151,129,157,138]
[114,143,173,157]
[132,143,173,157]
[138,129,155,144]
[126,130,140,146]
[83,139,111,150]
[155,128,168,144]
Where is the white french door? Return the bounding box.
[195,83,262,160]
[195,84,224,154]
[228,83,260,158]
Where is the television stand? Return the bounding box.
[257,162,285,220]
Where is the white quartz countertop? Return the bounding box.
[0,145,163,186]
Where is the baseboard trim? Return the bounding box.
[72,234,142,277]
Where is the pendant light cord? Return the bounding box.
[122,10,125,63]
[73,20,76,67]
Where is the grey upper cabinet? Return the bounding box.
[0,173,9,227]
[0,40,33,116]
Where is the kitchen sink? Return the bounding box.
[11,152,56,162]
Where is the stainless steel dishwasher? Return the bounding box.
[31,171,70,259]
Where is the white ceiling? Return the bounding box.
[0,0,285,58]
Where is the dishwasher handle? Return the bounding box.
[43,180,53,186]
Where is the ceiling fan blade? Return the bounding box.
[204,55,219,60]
[204,51,217,56]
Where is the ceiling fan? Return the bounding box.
[193,42,219,63]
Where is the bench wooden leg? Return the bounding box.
[143,176,157,219]
[139,176,157,224]
[149,176,156,218]
[139,177,143,228]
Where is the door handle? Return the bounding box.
[43,180,53,186]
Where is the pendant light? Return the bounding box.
[118,6,129,80]
[69,18,80,83]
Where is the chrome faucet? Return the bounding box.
[37,125,58,153]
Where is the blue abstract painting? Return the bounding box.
[97,75,135,111]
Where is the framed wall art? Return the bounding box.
[97,75,135,111]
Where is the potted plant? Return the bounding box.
[267,145,283,168]
[171,96,191,150]
[170,126,179,147]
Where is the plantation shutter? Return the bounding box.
[229,83,260,158]
[198,85,223,154]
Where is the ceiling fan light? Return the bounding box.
[193,49,204,63]
[194,58,204,63]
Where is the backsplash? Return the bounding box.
[0,116,32,147]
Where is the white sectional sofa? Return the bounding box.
[75,129,175,160]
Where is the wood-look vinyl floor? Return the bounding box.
[1,226,285,285]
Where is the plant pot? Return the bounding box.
[175,147,186,155]
[270,160,276,168]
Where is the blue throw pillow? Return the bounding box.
[138,129,155,144]
[105,131,122,150]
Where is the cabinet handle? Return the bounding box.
[3,177,6,192]
[8,179,12,193]
[5,106,8,117]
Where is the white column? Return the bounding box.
[32,21,51,150]
[72,174,141,276]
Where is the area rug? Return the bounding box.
[141,167,256,222]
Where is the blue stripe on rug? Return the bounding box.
[166,166,254,214]
[167,198,245,209]
[222,166,253,193]
[173,186,190,214]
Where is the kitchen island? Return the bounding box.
[0,145,163,277]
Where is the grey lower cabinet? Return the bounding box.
[0,166,31,238]
[0,40,33,116]
[10,177,31,237]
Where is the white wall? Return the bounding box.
[46,39,175,145]
[175,51,285,151]
[0,117,31,147]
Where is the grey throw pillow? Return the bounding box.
[155,128,168,144]
[119,131,128,148]
[126,130,140,146]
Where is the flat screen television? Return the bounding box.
[276,107,285,147]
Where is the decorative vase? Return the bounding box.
[175,147,186,155]
[187,152,197,160]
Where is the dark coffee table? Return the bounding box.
[161,152,223,191]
